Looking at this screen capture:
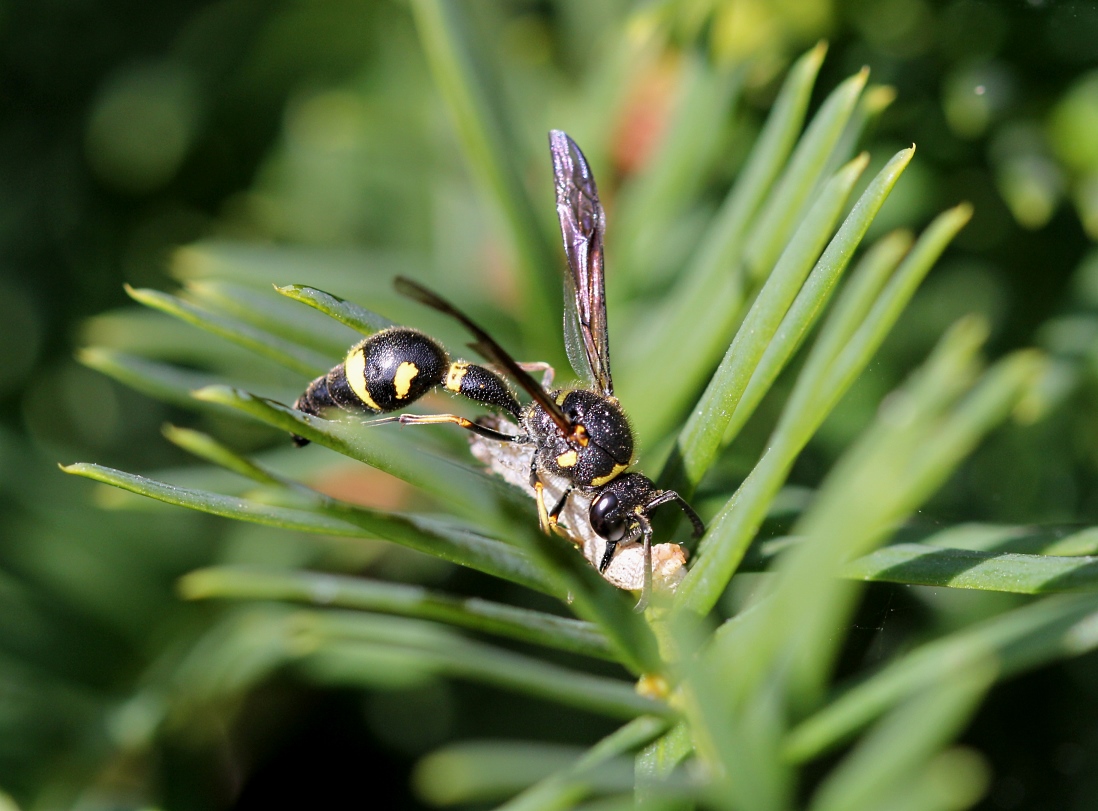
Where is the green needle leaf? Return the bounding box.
[615,53,745,286]
[721,229,915,447]
[807,662,994,811]
[415,742,592,806]
[845,543,1098,593]
[704,324,1042,713]
[125,285,331,377]
[191,385,524,529]
[416,718,672,808]
[172,240,419,295]
[915,523,1098,556]
[77,348,252,416]
[295,611,669,720]
[409,0,557,343]
[741,67,870,283]
[820,84,897,181]
[808,204,975,419]
[161,424,310,493]
[618,42,828,441]
[668,150,876,491]
[676,199,967,618]
[61,463,552,594]
[275,284,394,336]
[785,593,1098,761]
[180,565,613,661]
[742,525,1098,580]
[184,279,358,357]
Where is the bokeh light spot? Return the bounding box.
[85,61,202,194]
[1072,172,1098,240]
[851,0,933,57]
[943,62,1013,139]
[287,90,368,152]
[990,123,1063,230]
[1049,71,1098,173]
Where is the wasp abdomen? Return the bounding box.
[444,361,522,419]
[293,326,521,446]
[296,327,448,419]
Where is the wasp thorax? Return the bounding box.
[527,389,633,487]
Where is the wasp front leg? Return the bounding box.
[529,458,572,537]
[634,514,654,613]
[546,486,574,540]
[530,458,553,535]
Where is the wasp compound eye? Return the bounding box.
[590,491,626,541]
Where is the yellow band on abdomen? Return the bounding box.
[345,347,380,411]
[445,361,468,393]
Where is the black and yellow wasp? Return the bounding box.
[294,130,703,602]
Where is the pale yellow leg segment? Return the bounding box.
[534,480,551,535]
[550,522,574,543]
[389,413,526,444]
[397,413,475,428]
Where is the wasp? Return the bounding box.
[293,130,704,605]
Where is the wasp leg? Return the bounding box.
[528,458,551,534]
[547,486,574,540]
[594,518,653,612]
[646,489,706,538]
[527,457,566,536]
[534,480,552,534]
[516,361,555,389]
[368,412,528,444]
[634,515,654,613]
[529,460,572,536]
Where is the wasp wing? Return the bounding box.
[394,277,574,436]
[549,130,613,397]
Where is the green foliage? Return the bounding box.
[7,1,1098,808]
[61,16,1098,810]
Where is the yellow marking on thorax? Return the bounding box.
[556,450,578,468]
[393,361,419,399]
[590,463,628,487]
[344,348,380,411]
[445,362,469,393]
[552,389,589,445]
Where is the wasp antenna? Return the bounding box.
[647,490,706,538]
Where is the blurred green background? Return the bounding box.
[5,0,1098,808]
